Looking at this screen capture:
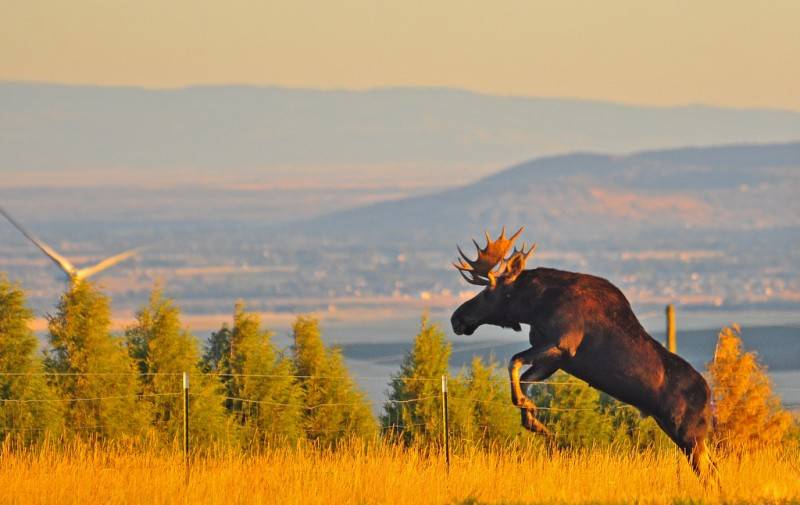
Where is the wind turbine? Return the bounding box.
[0,206,143,286]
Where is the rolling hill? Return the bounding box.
[304,141,800,248]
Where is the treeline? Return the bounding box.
[0,275,795,451]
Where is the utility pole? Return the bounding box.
[666,304,677,353]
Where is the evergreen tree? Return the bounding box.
[45,281,146,439]
[445,371,474,446]
[203,302,303,445]
[530,370,611,449]
[0,275,62,440]
[382,315,451,446]
[201,322,231,375]
[293,315,376,445]
[708,325,792,450]
[125,286,226,446]
[601,394,670,450]
[460,356,523,447]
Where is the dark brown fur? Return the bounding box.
[452,267,716,481]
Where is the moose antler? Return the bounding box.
[453,226,526,286]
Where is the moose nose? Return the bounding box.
[452,316,476,335]
[451,316,465,335]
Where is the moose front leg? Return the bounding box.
[509,345,563,434]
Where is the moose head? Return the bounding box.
[451,227,536,335]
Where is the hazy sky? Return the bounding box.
[3,0,799,110]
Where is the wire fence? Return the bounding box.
[2,371,799,397]
[2,371,800,390]
[2,368,799,477]
[0,392,182,404]
[2,370,798,438]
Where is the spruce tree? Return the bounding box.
[708,325,792,450]
[203,302,303,445]
[125,286,226,446]
[0,275,62,440]
[530,370,611,449]
[461,356,523,447]
[601,394,670,450]
[45,281,146,439]
[382,315,451,446]
[444,371,474,447]
[293,315,377,445]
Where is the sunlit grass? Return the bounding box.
[1,439,798,504]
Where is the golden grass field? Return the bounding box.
[1,440,799,505]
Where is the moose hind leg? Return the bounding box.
[508,345,563,434]
[658,408,718,488]
[686,439,720,490]
[680,387,718,488]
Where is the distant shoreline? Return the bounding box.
[31,303,800,346]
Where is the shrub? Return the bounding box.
[707,324,792,451]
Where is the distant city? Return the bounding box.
[4,229,798,321]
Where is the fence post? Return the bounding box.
[666,304,677,354]
[182,371,190,483]
[441,374,450,473]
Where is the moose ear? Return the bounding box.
[503,254,526,284]
[503,243,536,284]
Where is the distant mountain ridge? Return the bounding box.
[3,82,800,177]
[304,141,800,246]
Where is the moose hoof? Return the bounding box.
[521,409,550,435]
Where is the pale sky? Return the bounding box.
[2,0,799,110]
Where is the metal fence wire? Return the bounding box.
[1,371,797,435]
[2,369,798,474]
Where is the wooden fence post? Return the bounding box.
[182,371,190,484]
[441,374,450,473]
[666,304,677,353]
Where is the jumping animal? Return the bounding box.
[451,227,716,482]
[0,206,142,286]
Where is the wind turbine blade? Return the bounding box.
[76,247,143,280]
[0,206,76,276]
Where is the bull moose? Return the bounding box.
[451,227,716,481]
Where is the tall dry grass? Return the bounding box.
[1,438,798,505]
